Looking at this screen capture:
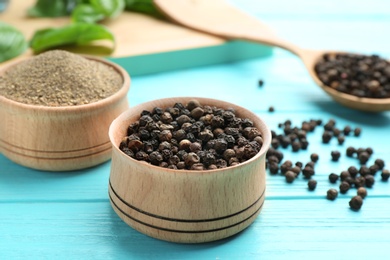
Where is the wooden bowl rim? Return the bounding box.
[0,55,130,112]
[109,96,272,175]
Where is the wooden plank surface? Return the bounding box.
[0,0,272,75]
[1,0,390,259]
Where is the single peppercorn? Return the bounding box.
[331,150,341,161]
[302,166,315,179]
[268,162,279,175]
[346,146,356,157]
[349,196,363,210]
[339,181,350,194]
[337,135,345,145]
[357,187,367,199]
[327,189,338,200]
[374,158,385,170]
[322,131,332,144]
[359,166,370,176]
[364,175,375,188]
[285,171,296,183]
[354,128,362,137]
[347,166,359,178]
[329,173,339,183]
[268,106,275,112]
[308,179,317,191]
[381,169,390,181]
[258,79,264,87]
[310,153,319,163]
[358,151,370,164]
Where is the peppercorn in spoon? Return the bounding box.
[154,0,390,112]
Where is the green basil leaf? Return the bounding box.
[124,0,163,18]
[71,4,105,23]
[29,23,115,53]
[91,0,125,18]
[27,0,69,17]
[0,22,28,63]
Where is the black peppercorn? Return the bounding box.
[364,175,375,188]
[381,169,390,181]
[326,189,338,200]
[329,173,339,183]
[369,164,379,175]
[331,150,341,161]
[308,179,317,191]
[340,171,351,181]
[310,153,319,163]
[354,128,362,137]
[347,166,359,178]
[302,166,315,179]
[357,187,367,199]
[339,181,350,194]
[358,151,370,164]
[268,162,279,175]
[346,146,356,157]
[337,135,345,145]
[285,171,296,183]
[374,158,385,169]
[322,131,332,144]
[349,196,363,210]
[359,165,370,176]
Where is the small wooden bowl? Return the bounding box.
[0,56,130,171]
[108,97,271,243]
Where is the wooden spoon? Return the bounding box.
[154,0,390,112]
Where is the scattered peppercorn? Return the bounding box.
[327,189,338,200]
[339,181,350,194]
[310,153,319,163]
[285,171,296,183]
[329,173,339,183]
[381,169,390,181]
[331,150,341,161]
[308,179,317,191]
[349,196,363,210]
[357,187,367,199]
[258,79,264,87]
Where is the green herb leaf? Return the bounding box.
[91,0,125,18]
[27,0,71,17]
[124,0,164,19]
[71,4,105,23]
[29,23,115,53]
[0,22,28,63]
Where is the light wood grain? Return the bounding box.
[154,0,390,112]
[0,56,130,171]
[0,0,237,62]
[108,97,271,243]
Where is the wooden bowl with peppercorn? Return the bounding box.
[0,50,130,171]
[108,97,271,243]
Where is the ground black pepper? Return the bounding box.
[0,50,123,106]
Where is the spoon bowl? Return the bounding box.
[154,0,390,112]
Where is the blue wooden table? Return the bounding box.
[1,0,390,259]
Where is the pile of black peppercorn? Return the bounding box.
[119,100,263,170]
[315,53,390,98]
[266,117,389,211]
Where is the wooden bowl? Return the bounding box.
[0,56,130,171]
[108,97,271,243]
